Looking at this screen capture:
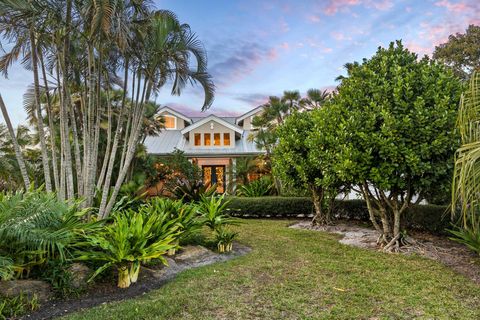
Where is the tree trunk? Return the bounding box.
[38,50,60,192]
[29,28,52,192]
[311,186,330,225]
[0,94,30,189]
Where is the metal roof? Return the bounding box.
[144,130,263,156]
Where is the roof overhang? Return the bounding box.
[235,106,264,124]
[157,106,192,124]
[181,115,244,135]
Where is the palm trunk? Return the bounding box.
[38,50,60,192]
[0,94,30,189]
[29,28,52,192]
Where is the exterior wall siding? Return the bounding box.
[188,120,235,148]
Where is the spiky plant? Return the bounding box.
[214,228,237,253]
[77,210,179,288]
[236,176,274,197]
[452,72,480,242]
[198,195,238,231]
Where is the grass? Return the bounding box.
[63,220,480,319]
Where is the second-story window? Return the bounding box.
[223,133,231,146]
[164,115,176,129]
[214,133,221,146]
[204,133,211,146]
[194,133,201,146]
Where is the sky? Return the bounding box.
[1,0,479,126]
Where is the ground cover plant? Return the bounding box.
[61,220,480,320]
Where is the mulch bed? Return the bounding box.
[20,243,251,320]
[290,220,480,285]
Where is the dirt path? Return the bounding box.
[290,220,480,284]
[21,244,251,320]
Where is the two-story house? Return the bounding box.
[144,106,265,193]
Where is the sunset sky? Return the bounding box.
[1,0,479,125]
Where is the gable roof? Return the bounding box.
[180,114,244,135]
[157,106,192,124]
[235,105,264,124]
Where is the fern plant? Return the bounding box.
[0,189,100,278]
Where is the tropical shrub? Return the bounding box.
[144,197,201,254]
[198,195,238,231]
[0,189,99,279]
[0,292,39,320]
[330,41,462,251]
[451,71,480,254]
[236,176,274,197]
[215,228,237,253]
[77,210,179,288]
[449,222,480,255]
[172,179,216,203]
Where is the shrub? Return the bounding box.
[225,196,451,234]
[449,223,480,255]
[0,189,100,279]
[0,292,39,320]
[236,176,274,197]
[172,179,216,203]
[214,228,237,253]
[198,195,238,231]
[76,210,178,288]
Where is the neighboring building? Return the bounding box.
[144,106,265,193]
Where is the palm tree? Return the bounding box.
[452,71,480,229]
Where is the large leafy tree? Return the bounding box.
[333,41,462,251]
[433,25,480,80]
[273,109,345,225]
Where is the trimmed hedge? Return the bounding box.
[225,196,451,235]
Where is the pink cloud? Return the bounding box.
[307,15,321,23]
[435,0,467,13]
[324,0,360,15]
[331,31,352,41]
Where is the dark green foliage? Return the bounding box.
[226,196,450,234]
[0,189,100,279]
[0,292,39,320]
[172,179,216,203]
[449,220,480,255]
[236,176,274,197]
[40,260,80,298]
[433,24,480,80]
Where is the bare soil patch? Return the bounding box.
[21,243,251,320]
[290,220,480,284]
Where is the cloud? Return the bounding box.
[164,102,240,117]
[209,42,279,88]
[435,0,468,13]
[234,93,270,106]
[307,15,321,23]
[324,0,360,15]
[331,31,352,41]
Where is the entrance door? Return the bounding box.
[202,165,226,193]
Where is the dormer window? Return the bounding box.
[163,115,176,129]
[204,133,211,146]
[223,133,231,146]
[214,133,221,146]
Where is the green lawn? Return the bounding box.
[63,220,480,319]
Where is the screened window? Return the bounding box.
[223,133,231,146]
[164,116,176,129]
[214,133,221,146]
[204,133,211,146]
[194,133,201,146]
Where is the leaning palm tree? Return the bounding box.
[452,71,480,229]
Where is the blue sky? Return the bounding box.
[1,0,479,125]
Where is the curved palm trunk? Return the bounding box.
[0,94,30,189]
[30,28,52,192]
